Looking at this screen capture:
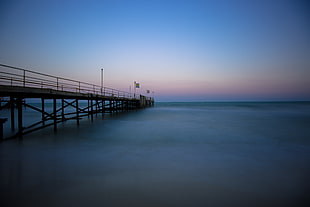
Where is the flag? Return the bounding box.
[135,83,140,88]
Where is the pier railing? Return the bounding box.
[0,64,134,99]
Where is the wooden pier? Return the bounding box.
[0,64,154,140]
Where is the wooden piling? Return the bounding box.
[76,99,79,125]
[0,118,7,140]
[53,98,57,132]
[17,98,23,138]
[61,99,65,121]
[91,99,93,121]
[41,98,45,126]
[10,96,15,131]
[101,100,105,119]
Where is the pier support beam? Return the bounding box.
[101,100,105,119]
[10,96,15,131]
[95,99,98,116]
[108,100,112,115]
[88,100,90,118]
[53,98,57,132]
[41,98,45,126]
[0,118,7,140]
[0,94,153,140]
[76,99,79,126]
[17,97,23,138]
[91,99,93,121]
[61,99,65,121]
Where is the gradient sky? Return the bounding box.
[1,0,310,101]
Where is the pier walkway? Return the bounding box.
[0,64,154,140]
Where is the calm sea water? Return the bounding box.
[1,102,310,207]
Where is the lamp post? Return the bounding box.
[101,68,104,94]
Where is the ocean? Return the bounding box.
[1,102,310,207]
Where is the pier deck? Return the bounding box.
[0,64,154,140]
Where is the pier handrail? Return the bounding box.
[0,63,137,99]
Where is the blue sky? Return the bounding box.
[1,0,310,101]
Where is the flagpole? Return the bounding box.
[134,81,136,98]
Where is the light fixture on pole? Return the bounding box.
[101,68,104,94]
